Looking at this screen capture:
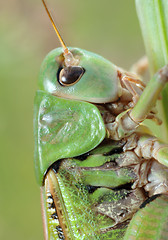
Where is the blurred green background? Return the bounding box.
[0,0,144,239]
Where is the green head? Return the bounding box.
[40,0,122,103]
[39,47,122,103]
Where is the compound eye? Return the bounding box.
[58,66,85,86]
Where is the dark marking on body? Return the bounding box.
[48,200,55,209]
[46,193,65,239]
[140,194,161,209]
[103,146,124,156]
[87,185,98,194]
[112,182,133,191]
[51,212,58,220]
[74,152,90,161]
[51,160,62,172]
[56,225,65,239]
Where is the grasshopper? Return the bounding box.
[34,0,168,239]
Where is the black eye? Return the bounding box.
[58,66,85,86]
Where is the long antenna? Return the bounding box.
[42,0,69,54]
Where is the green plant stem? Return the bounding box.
[136,0,168,142]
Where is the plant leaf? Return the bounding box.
[136,0,168,142]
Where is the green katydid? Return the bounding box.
[34,0,168,239]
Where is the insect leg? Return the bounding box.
[106,65,168,140]
[41,170,70,240]
[121,75,145,104]
[122,133,168,196]
[132,134,168,167]
[129,64,168,122]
